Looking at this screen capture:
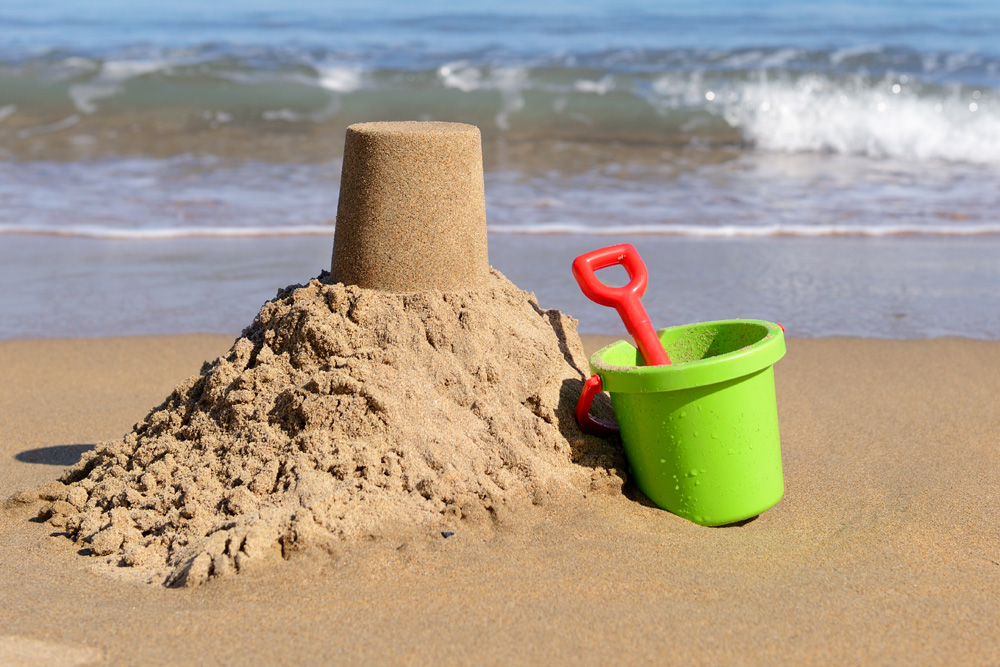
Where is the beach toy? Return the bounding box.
[573,244,786,526]
[572,244,671,367]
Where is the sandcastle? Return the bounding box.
[36,121,622,587]
[332,121,490,290]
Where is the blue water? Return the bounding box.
[1,1,998,338]
[3,0,999,156]
[5,0,1000,58]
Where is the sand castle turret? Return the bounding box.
[331,121,490,291]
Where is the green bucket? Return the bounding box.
[591,319,786,526]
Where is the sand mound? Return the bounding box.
[37,269,623,586]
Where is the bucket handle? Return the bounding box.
[575,374,619,436]
[571,244,671,366]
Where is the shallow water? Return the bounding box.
[3,234,997,340]
[1,0,998,338]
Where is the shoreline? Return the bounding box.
[3,234,1000,341]
[2,333,999,663]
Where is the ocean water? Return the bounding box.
[1,0,998,338]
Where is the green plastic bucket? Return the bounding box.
[590,319,786,526]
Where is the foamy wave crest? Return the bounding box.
[316,66,363,93]
[5,222,1000,240]
[0,225,337,240]
[4,46,1000,165]
[438,62,528,130]
[67,58,173,114]
[719,75,1000,164]
[488,223,1000,237]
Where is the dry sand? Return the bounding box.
[33,272,621,588]
[2,333,999,664]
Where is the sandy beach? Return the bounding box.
[4,0,1000,663]
[2,333,998,664]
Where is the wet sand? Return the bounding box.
[4,234,1000,341]
[2,334,998,664]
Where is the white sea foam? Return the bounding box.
[573,74,616,95]
[829,44,884,66]
[717,75,1000,164]
[4,221,998,240]
[719,50,765,69]
[317,67,362,93]
[649,71,712,108]
[68,83,121,114]
[438,61,481,92]
[488,222,1000,237]
[437,62,528,129]
[0,224,338,240]
[759,48,803,70]
[0,104,15,122]
[262,108,305,122]
[493,67,527,130]
[100,60,170,81]
[715,48,803,71]
[62,59,169,114]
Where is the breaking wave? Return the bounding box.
[1,45,998,164]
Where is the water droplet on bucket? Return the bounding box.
[659,458,666,464]
[689,468,698,477]
[711,433,719,439]
[695,480,701,486]
[679,411,687,418]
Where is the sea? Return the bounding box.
[1,0,998,339]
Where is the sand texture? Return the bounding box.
[30,270,621,587]
[2,335,999,663]
[331,121,490,291]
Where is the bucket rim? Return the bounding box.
[590,318,785,393]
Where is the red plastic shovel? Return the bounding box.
[571,243,671,435]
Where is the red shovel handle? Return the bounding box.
[575,374,619,436]
[572,244,671,366]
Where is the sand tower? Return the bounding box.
[38,120,622,588]
[331,121,491,291]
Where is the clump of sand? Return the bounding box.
[38,269,622,586]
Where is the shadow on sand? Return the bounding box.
[15,444,94,466]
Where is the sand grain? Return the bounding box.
[38,270,622,586]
